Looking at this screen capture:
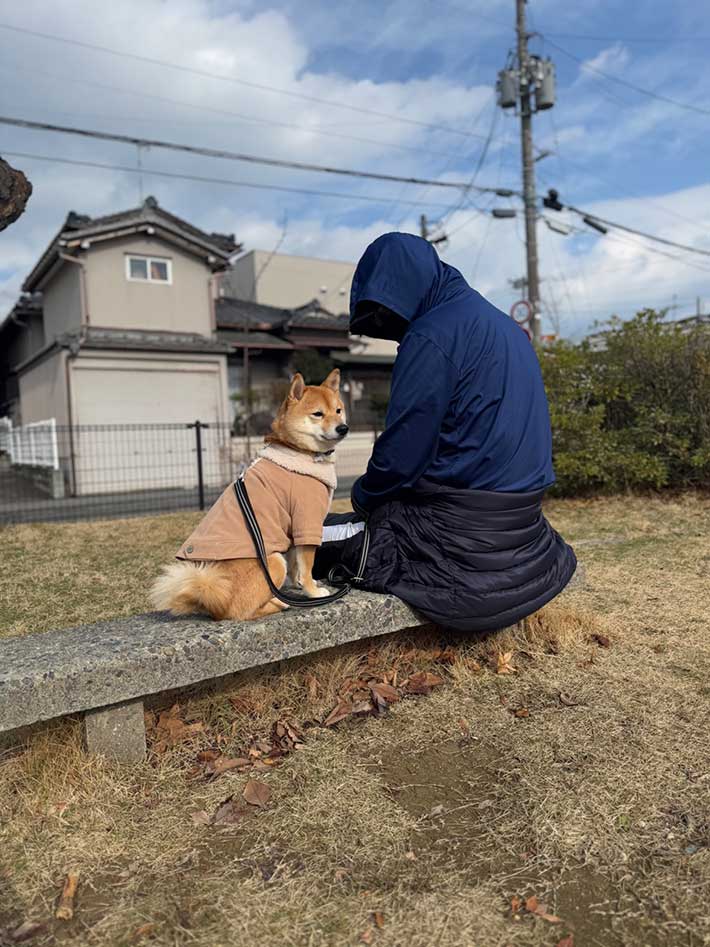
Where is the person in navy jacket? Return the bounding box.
[316,232,577,632]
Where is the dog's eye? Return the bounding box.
[312,411,324,418]
[336,408,342,414]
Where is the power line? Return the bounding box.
[543,36,710,118]
[0,22,494,142]
[0,62,467,161]
[0,115,519,194]
[565,203,710,259]
[2,151,459,208]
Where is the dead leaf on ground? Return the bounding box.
[496,651,516,675]
[524,895,561,923]
[205,756,251,777]
[304,671,320,700]
[132,922,157,941]
[243,779,271,807]
[196,749,221,763]
[191,810,211,826]
[514,708,530,718]
[557,936,574,947]
[334,868,349,881]
[372,911,385,929]
[55,872,79,921]
[591,633,611,648]
[359,930,374,944]
[212,796,251,825]
[370,682,400,706]
[511,895,522,912]
[323,700,353,727]
[404,671,444,695]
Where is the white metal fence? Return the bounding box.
[0,418,59,470]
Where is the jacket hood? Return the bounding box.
[349,232,470,338]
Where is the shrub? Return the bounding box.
[541,310,710,495]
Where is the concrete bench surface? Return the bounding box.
[0,566,584,763]
[0,593,427,760]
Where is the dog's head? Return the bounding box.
[267,369,349,454]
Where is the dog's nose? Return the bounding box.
[336,424,349,437]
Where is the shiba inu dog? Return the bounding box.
[150,369,348,621]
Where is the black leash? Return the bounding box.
[233,476,370,609]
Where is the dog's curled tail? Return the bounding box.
[149,561,233,619]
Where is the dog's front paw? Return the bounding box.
[310,585,332,599]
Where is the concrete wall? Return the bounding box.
[17,351,69,426]
[226,250,353,314]
[42,265,83,340]
[84,236,213,336]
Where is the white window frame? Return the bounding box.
[125,254,173,284]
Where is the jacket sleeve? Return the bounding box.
[352,331,458,512]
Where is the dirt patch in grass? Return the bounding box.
[2,494,710,945]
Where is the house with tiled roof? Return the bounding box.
[0,196,240,427]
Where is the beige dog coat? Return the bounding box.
[176,443,336,562]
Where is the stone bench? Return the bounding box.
[0,593,429,762]
[0,568,585,763]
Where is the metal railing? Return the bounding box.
[0,421,372,525]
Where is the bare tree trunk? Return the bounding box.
[0,157,32,231]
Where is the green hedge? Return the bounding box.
[541,310,710,495]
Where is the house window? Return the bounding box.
[125,255,172,284]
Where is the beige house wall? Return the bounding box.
[84,236,213,336]
[227,250,353,314]
[17,351,69,426]
[42,265,83,340]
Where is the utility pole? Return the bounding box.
[419,212,448,246]
[516,0,541,343]
[496,2,555,344]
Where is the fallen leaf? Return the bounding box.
[459,718,471,736]
[8,921,47,943]
[334,868,349,881]
[205,757,251,776]
[323,700,353,727]
[243,779,271,807]
[496,651,516,675]
[212,796,250,825]
[591,633,611,648]
[404,671,444,695]
[370,682,400,704]
[537,910,562,923]
[525,895,539,913]
[196,749,221,763]
[351,699,375,716]
[359,930,374,944]
[304,671,320,700]
[557,936,574,947]
[372,911,385,929]
[132,922,157,941]
[511,896,522,912]
[464,657,482,671]
[404,850,417,861]
[190,810,211,826]
[558,692,580,707]
[514,708,530,718]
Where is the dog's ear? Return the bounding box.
[288,373,306,401]
[321,368,340,392]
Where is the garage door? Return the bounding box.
[72,365,221,425]
[70,362,229,495]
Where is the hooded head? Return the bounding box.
[349,232,468,340]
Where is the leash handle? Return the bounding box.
[234,477,367,609]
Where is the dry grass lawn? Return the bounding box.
[1,494,709,946]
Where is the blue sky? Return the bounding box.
[2,0,710,337]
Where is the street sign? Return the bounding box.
[510,299,532,325]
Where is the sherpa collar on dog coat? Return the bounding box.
[176,442,336,562]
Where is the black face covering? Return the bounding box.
[350,301,409,342]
